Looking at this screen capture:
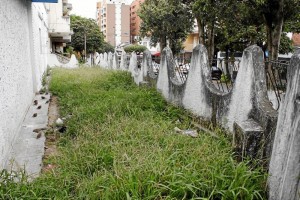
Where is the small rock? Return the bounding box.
[36,132,42,139]
[41,96,46,99]
[32,113,37,117]
[33,128,46,133]
[37,105,42,109]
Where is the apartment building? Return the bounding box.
[130,0,144,43]
[97,0,131,47]
[292,33,300,47]
[46,0,73,53]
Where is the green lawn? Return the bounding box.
[1,67,266,199]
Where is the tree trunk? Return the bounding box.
[196,18,205,45]
[271,18,283,61]
[160,36,167,52]
[264,0,284,61]
[207,21,215,65]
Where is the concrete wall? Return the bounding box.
[31,3,49,91]
[0,0,35,168]
[48,53,78,68]
[268,48,300,200]
[46,0,70,34]
[100,45,300,199]
[100,44,278,161]
[0,0,52,169]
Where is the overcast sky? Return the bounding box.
[68,0,134,20]
[68,0,99,19]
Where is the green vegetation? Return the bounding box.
[70,15,105,54]
[124,44,147,54]
[139,0,194,54]
[1,68,267,199]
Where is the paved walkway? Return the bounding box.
[5,94,50,181]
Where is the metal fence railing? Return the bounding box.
[209,58,241,93]
[55,53,70,64]
[174,57,190,83]
[151,56,160,75]
[265,60,289,110]
[146,54,289,110]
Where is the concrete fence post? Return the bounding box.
[268,49,300,200]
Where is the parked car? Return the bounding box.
[211,66,222,80]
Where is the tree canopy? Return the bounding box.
[70,15,105,54]
[138,0,194,54]
[124,44,147,54]
[189,0,300,60]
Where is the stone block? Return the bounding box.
[233,119,263,160]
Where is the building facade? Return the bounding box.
[130,0,144,43]
[183,20,199,54]
[292,33,300,47]
[0,0,72,169]
[46,0,73,54]
[97,0,130,47]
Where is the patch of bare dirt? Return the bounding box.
[42,95,60,173]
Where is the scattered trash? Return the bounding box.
[55,118,64,126]
[174,127,198,138]
[58,126,67,133]
[43,164,56,172]
[190,122,219,138]
[62,114,72,121]
[33,100,38,105]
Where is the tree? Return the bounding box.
[279,33,293,54]
[243,0,300,60]
[99,42,114,53]
[190,0,219,62]
[124,44,147,54]
[70,15,105,55]
[138,0,194,54]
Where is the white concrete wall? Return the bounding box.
[0,0,51,169]
[31,3,49,91]
[0,0,35,168]
[48,54,78,68]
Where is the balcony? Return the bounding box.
[63,3,72,17]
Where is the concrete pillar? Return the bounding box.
[268,48,300,200]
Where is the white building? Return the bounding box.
[0,0,72,169]
[46,0,73,54]
[97,0,131,47]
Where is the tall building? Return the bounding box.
[96,0,131,47]
[130,0,144,43]
[292,33,300,47]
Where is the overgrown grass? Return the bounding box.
[0,67,267,199]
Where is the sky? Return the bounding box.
[68,0,134,20]
[68,0,99,19]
